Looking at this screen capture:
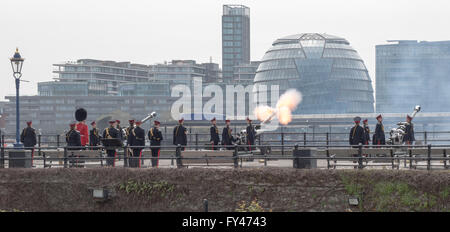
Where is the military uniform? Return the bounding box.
[89,127,101,149]
[349,117,366,146]
[222,125,235,150]
[246,121,256,151]
[363,124,370,145]
[130,124,145,168]
[103,124,120,166]
[149,123,163,167]
[66,126,82,168]
[173,121,187,151]
[210,123,220,150]
[403,122,415,145]
[20,123,37,166]
[373,122,386,145]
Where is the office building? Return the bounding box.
[254,33,375,114]
[222,5,250,82]
[376,40,450,113]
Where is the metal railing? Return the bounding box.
[0,144,449,171]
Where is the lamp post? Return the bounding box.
[10,48,24,148]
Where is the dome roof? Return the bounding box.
[254,33,374,114]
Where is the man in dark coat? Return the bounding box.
[246,117,256,151]
[403,115,415,145]
[149,120,163,167]
[222,119,235,150]
[20,121,37,165]
[66,122,82,167]
[103,120,120,166]
[349,116,366,146]
[125,119,135,166]
[89,121,101,149]
[373,114,386,145]
[130,121,145,168]
[362,119,370,145]
[173,118,187,151]
[116,120,124,142]
[209,118,220,150]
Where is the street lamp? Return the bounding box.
[10,48,24,148]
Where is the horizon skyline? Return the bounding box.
[2,0,450,100]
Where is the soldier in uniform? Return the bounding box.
[246,117,256,151]
[403,115,415,145]
[66,122,82,167]
[130,121,145,168]
[125,119,135,166]
[362,119,370,145]
[373,115,386,145]
[76,120,89,149]
[173,118,187,151]
[349,116,365,146]
[89,121,101,149]
[209,118,220,150]
[222,119,235,150]
[116,120,124,142]
[103,120,120,167]
[20,121,37,166]
[149,120,163,167]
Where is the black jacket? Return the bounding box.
[210,125,220,144]
[66,129,81,149]
[373,122,386,145]
[222,126,235,146]
[403,123,415,143]
[89,128,101,146]
[173,125,187,146]
[103,126,119,139]
[131,126,146,147]
[349,125,365,145]
[246,124,256,144]
[149,127,163,147]
[126,126,135,146]
[20,127,37,148]
[363,125,370,144]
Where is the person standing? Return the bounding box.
[125,119,135,146]
[349,116,365,146]
[149,120,163,167]
[209,118,220,150]
[246,117,256,151]
[89,121,101,149]
[103,120,120,167]
[116,120,124,142]
[173,118,187,151]
[222,119,235,150]
[76,120,89,149]
[130,121,145,168]
[362,119,370,145]
[20,121,37,166]
[66,122,82,167]
[373,115,386,145]
[403,115,415,145]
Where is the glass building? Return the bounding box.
[254,33,374,114]
[376,40,450,113]
[222,5,250,82]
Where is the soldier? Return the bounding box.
[103,120,120,167]
[403,115,415,145]
[149,120,163,167]
[222,119,235,150]
[173,118,187,151]
[130,121,145,168]
[373,115,386,145]
[125,119,135,146]
[209,118,220,150]
[349,116,365,146]
[116,120,124,142]
[89,121,101,149]
[20,121,37,166]
[362,119,370,145]
[246,117,256,151]
[76,119,89,149]
[66,122,82,167]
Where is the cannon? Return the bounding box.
[387,105,421,145]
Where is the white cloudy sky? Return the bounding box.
[0,0,449,100]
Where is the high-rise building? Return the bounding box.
[233,61,260,84]
[222,5,250,83]
[254,33,375,114]
[376,40,450,113]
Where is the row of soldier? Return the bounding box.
[349,114,415,146]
